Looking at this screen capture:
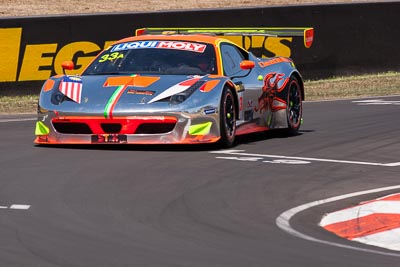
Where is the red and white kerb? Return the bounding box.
[320,193,400,251]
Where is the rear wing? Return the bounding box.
[135,27,314,48]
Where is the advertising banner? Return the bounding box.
[0,2,399,90]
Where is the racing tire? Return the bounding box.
[219,87,236,147]
[286,76,302,135]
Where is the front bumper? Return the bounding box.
[34,111,221,145]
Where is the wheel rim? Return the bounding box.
[287,80,302,128]
[224,91,235,140]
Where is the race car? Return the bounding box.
[34,27,313,147]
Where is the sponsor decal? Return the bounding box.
[91,134,127,143]
[104,76,159,88]
[157,41,206,53]
[35,121,50,136]
[58,76,83,103]
[103,79,132,119]
[258,57,293,68]
[255,72,289,113]
[98,52,124,62]
[204,108,216,115]
[127,89,155,95]
[111,41,206,53]
[189,122,212,135]
[224,35,294,58]
[0,28,115,82]
[103,75,160,118]
[111,41,158,51]
[148,76,202,104]
[199,80,220,92]
[0,28,298,83]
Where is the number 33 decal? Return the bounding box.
[98,52,124,62]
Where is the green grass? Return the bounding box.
[305,72,400,100]
[1,72,399,114]
[0,94,37,114]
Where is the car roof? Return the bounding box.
[112,34,232,47]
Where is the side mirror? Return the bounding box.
[61,61,74,74]
[231,60,255,80]
[240,60,255,70]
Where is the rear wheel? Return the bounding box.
[286,76,302,134]
[219,87,236,147]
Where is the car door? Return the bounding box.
[219,42,263,124]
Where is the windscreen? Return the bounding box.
[83,40,217,76]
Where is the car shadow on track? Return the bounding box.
[34,129,313,152]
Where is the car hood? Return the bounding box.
[46,74,208,116]
[83,74,204,103]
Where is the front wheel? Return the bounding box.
[219,87,236,147]
[286,76,302,134]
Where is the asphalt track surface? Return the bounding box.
[0,96,399,267]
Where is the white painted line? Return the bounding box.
[353,99,384,103]
[352,99,400,105]
[304,94,400,103]
[215,156,263,162]
[0,206,8,209]
[9,204,30,210]
[385,162,400,167]
[211,150,400,167]
[0,117,36,123]
[275,185,400,257]
[263,159,311,164]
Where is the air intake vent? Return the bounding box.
[135,123,175,134]
[101,123,122,133]
[53,122,92,134]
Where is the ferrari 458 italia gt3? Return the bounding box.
[35,27,313,147]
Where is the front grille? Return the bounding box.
[52,117,177,135]
[135,123,176,134]
[101,123,122,133]
[53,122,92,134]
